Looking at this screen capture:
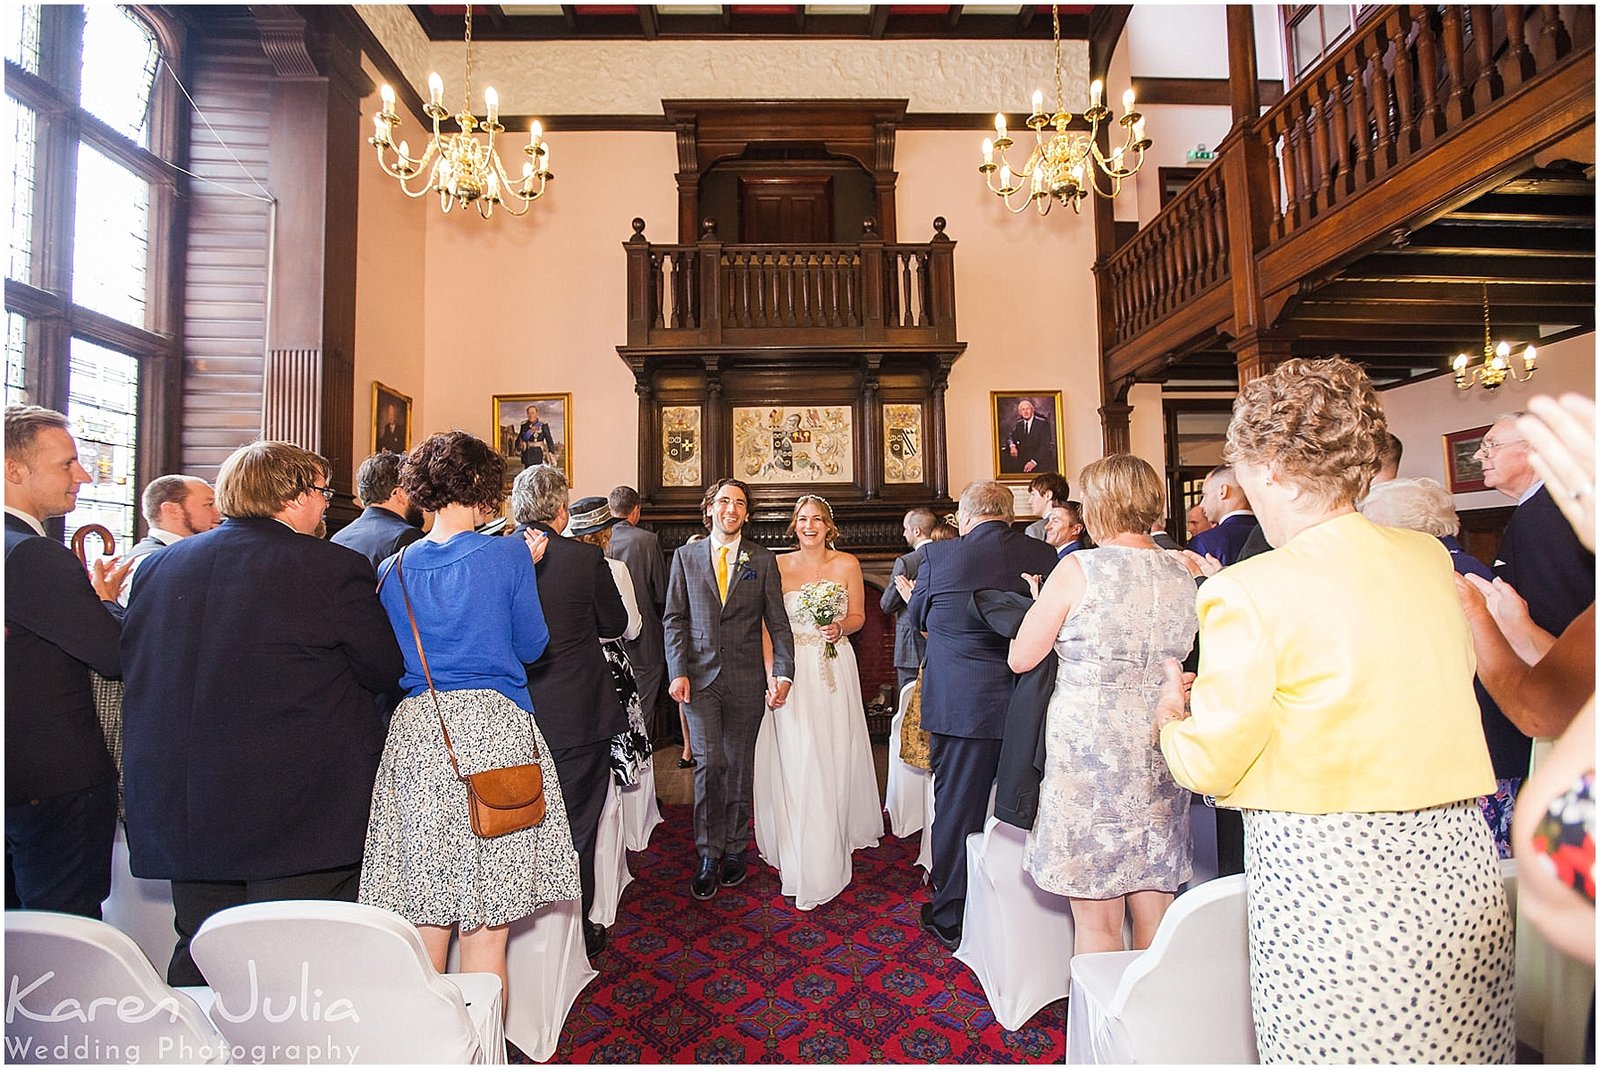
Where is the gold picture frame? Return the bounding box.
[991,390,1064,482]
[371,381,412,455]
[492,393,572,485]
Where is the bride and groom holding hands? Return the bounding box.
[664,478,882,910]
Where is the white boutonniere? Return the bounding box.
[737,550,751,568]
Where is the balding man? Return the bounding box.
[881,507,938,694]
[1187,465,1258,566]
[120,475,221,605]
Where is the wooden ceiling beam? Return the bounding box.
[1342,254,1594,283]
[1398,224,1595,257]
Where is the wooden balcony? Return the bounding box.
[1099,4,1595,392]
[622,216,958,351]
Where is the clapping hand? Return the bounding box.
[1519,394,1595,552]
[1022,572,1042,599]
[89,555,134,602]
[1152,658,1195,743]
[893,574,915,601]
[1170,549,1222,579]
[523,527,549,564]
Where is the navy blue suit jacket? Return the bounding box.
[908,520,1058,739]
[1188,512,1260,566]
[120,518,404,881]
[4,514,121,804]
[330,505,423,571]
[1494,485,1595,636]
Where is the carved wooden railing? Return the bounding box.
[1100,159,1230,352]
[1098,4,1591,366]
[624,217,958,348]
[1259,5,1584,243]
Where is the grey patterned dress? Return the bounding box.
[1024,546,1199,898]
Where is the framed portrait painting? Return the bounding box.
[1442,424,1492,494]
[372,382,412,455]
[992,390,1065,481]
[493,393,571,484]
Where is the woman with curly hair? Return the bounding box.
[359,430,580,1005]
[1155,358,1514,1062]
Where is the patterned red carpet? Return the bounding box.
[518,804,1066,1063]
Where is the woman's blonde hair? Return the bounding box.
[215,441,329,519]
[1078,454,1165,543]
[786,494,839,546]
[1224,356,1387,507]
[573,527,614,553]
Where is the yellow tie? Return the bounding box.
[716,546,730,603]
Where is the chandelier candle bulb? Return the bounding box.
[1032,89,1044,116]
[1123,87,1136,112]
[982,138,993,165]
[428,73,443,106]
[1091,79,1103,107]
[379,84,395,112]
[995,112,1007,138]
[486,87,498,126]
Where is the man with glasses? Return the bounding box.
[119,441,404,985]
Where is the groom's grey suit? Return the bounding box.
[664,537,796,859]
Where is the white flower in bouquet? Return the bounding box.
[796,579,849,659]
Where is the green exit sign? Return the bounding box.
[1186,147,1216,162]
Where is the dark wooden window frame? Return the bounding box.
[4,4,186,539]
[1162,397,1236,544]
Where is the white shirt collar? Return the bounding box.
[1518,480,1545,505]
[912,536,932,549]
[709,530,741,559]
[4,506,46,537]
[1217,508,1255,523]
[147,526,185,546]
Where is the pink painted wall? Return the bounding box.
[353,74,428,465]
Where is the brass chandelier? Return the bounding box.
[367,7,552,218]
[979,5,1150,215]
[1453,283,1537,391]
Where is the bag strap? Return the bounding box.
[391,548,468,784]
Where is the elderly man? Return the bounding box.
[909,480,1057,950]
[5,405,128,918]
[1003,400,1056,475]
[512,465,629,958]
[1044,501,1087,560]
[118,474,221,604]
[1187,465,1259,566]
[120,441,403,985]
[332,451,425,570]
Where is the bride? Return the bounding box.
[755,494,884,910]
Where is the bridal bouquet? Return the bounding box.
[796,579,849,660]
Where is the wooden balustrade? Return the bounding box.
[624,218,958,348]
[1100,163,1231,351]
[1258,4,1585,244]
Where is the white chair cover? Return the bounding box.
[884,683,929,838]
[5,910,227,1064]
[953,816,1074,1030]
[1064,874,1254,1064]
[102,822,179,973]
[620,757,662,852]
[589,778,634,927]
[192,900,504,1064]
[474,898,597,1062]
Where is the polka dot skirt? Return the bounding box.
[1242,801,1516,1064]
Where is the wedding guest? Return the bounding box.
[1024,472,1070,540]
[1375,430,1404,484]
[606,486,677,765]
[881,507,937,694]
[1183,503,1213,542]
[1156,357,1513,1062]
[121,441,404,985]
[909,480,1057,950]
[331,450,424,569]
[361,431,577,1002]
[1009,455,1196,953]
[1187,465,1258,565]
[120,475,220,603]
[513,465,630,958]
[1041,501,1088,561]
[753,495,882,910]
[5,405,128,918]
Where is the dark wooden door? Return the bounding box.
[739,176,833,243]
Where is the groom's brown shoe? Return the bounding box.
[690,856,719,900]
[719,852,748,887]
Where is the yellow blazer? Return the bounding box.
[1160,511,1496,813]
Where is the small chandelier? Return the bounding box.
[978,5,1150,215]
[1453,283,1537,391]
[367,7,551,218]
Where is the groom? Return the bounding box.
[665,477,796,900]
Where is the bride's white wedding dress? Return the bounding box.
[754,590,884,911]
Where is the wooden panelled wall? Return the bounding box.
[178,8,368,517]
